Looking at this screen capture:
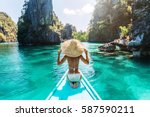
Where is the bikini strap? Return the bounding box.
[69,67,78,74]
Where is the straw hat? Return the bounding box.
[61,39,85,57]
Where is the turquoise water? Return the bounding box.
[0,42,150,100]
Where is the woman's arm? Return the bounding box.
[80,49,89,64]
[57,50,67,65]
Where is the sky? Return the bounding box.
[0,0,96,31]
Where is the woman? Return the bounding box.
[57,39,89,88]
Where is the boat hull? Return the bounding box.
[46,70,101,100]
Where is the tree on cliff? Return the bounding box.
[72,31,88,42]
[0,12,17,42]
[88,0,132,43]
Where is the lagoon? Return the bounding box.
[0,42,150,100]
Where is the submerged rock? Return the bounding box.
[17,0,61,45]
[112,38,130,51]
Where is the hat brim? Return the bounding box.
[61,39,84,57]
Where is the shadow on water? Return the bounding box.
[130,57,150,66]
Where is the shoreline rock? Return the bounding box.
[98,43,116,52]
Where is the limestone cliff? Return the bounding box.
[61,23,76,40]
[131,0,150,56]
[88,0,132,43]
[0,12,17,42]
[18,0,62,45]
[132,0,150,46]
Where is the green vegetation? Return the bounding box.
[119,25,131,37]
[88,0,133,42]
[0,12,17,42]
[18,10,63,41]
[0,33,6,42]
[50,12,64,32]
[72,31,88,42]
[18,8,76,42]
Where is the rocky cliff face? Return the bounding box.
[27,0,53,30]
[88,0,131,43]
[132,0,150,56]
[0,12,17,42]
[133,0,150,42]
[18,0,61,45]
[61,24,76,40]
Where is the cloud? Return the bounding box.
[63,3,94,15]
[81,4,94,14]
[63,8,80,15]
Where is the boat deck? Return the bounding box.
[46,71,101,100]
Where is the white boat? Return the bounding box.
[46,70,101,100]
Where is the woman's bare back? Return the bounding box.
[57,49,89,73]
[66,56,80,74]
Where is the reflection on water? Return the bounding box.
[0,42,150,100]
